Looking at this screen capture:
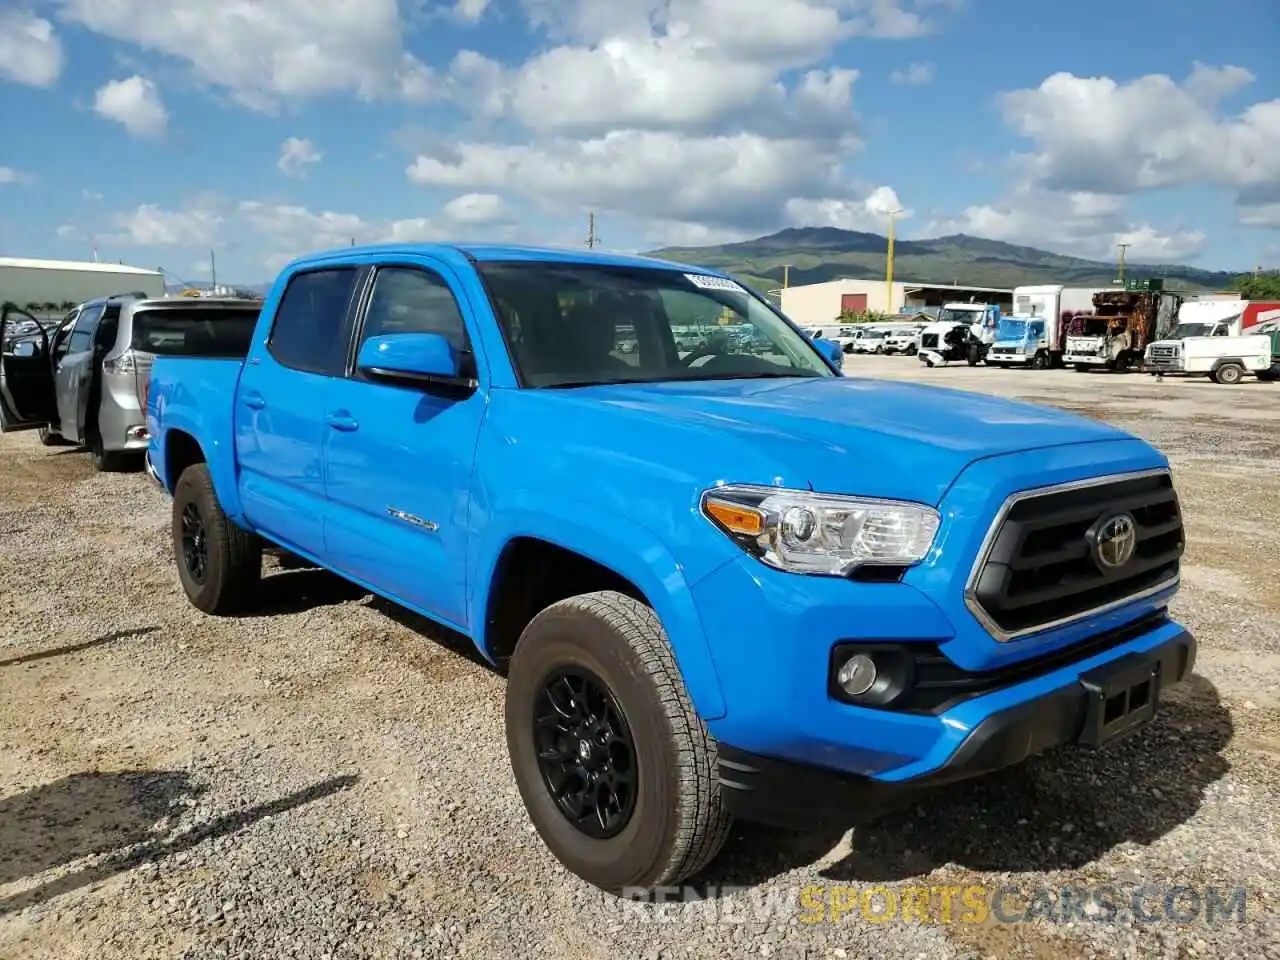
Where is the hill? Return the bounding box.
[647,228,1239,295]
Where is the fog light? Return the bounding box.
[837,654,877,696]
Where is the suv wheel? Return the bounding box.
[172,463,262,614]
[1213,362,1244,385]
[506,591,731,892]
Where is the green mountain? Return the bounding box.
[647,228,1239,297]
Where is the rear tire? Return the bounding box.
[1213,363,1244,385]
[505,591,731,892]
[172,463,262,615]
[1031,351,1049,370]
[89,430,131,472]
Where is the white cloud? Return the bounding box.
[0,166,35,186]
[56,224,81,240]
[81,188,104,201]
[407,130,858,231]
[0,9,63,86]
[924,186,1206,262]
[442,193,507,224]
[112,203,222,246]
[278,137,323,177]
[452,0,491,21]
[93,76,168,138]
[784,185,911,230]
[889,61,933,85]
[998,66,1280,219]
[57,0,436,110]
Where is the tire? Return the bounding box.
[1030,351,1049,370]
[171,462,262,615]
[505,591,731,892]
[1257,365,1279,383]
[36,425,66,447]
[1073,364,1090,373]
[1213,363,1244,385]
[88,430,132,472]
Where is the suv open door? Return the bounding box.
[0,303,57,432]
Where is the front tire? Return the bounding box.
[172,463,262,614]
[505,591,730,892]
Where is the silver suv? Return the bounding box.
[0,295,260,470]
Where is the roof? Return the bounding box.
[292,242,724,277]
[902,282,1012,294]
[0,256,162,277]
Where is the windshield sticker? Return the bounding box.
[684,274,746,294]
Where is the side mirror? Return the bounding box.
[356,333,470,386]
[813,337,843,367]
[12,340,40,358]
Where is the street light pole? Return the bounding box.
[885,209,904,311]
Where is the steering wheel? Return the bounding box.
[678,330,732,367]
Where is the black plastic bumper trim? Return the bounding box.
[719,627,1196,830]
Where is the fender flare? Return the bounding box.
[469,499,729,721]
[1209,357,1246,372]
[155,407,246,522]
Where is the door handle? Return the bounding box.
[326,411,359,432]
[242,392,266,410]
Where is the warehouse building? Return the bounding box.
[780,278,1013,327]
[0,256,165,315]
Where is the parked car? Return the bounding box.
[881,326,922,355]
[0,295,260,470]
[143,243,1193,894]
[850,327,890,353]
[807,325,858,353]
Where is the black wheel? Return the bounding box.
[506,591,730,892]
[1073,364,1090,373]
[1213,363,1244,385]
[89,430,131,472]
[172,462,262,614]
[1030,351,1049,370]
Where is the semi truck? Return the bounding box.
[986,285,1117,368]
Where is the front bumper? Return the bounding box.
[987,351,1030,363]
[718,624,1196,828]
[1064,354,1106,366]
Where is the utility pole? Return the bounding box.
[586,212,599,249]
[885,209,904,311]
[210,249,217,290]
[782,264,792,289]
[1117,242,1131,284]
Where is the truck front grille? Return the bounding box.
[1149,345,1178,361]
[965,470,1183,641]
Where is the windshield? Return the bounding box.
[476,262,836,387]
[1170,323,1216,339]
[996,317,1044,342]
[130,306,261,356]
[937,308,980,324]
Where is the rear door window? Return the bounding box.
[131,306,262,357]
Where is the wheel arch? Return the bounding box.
[471,515,728,722]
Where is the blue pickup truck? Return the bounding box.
[144,243,1193,892]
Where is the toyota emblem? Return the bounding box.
[1092,513,1137,569]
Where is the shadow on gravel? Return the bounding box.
[368,597,500,675]
[0,626,158,668]
[244,568,370,616]
[0,772,358,916]
[816,674,1232,883]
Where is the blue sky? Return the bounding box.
[1,0,1277,283]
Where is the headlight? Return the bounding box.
[701,484,941,575]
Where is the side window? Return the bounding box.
[360,267,470,354]
[267,268,359,375]
[67,304,103,353]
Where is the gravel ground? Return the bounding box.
[2,357,1279,960]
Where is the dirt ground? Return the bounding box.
[1,357,1278,960]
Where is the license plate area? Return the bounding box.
[1078,653,1160,748]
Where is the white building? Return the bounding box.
[780,278,1013,328]
[0,256,165,313]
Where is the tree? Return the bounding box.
[1232,272,1280,300]
[59,300,75,311]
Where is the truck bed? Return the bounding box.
[146,356,245,493]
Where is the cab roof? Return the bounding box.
[290,242,729,277]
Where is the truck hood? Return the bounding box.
[544,376,1130,506]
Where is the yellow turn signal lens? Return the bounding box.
[705,499,764,536]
